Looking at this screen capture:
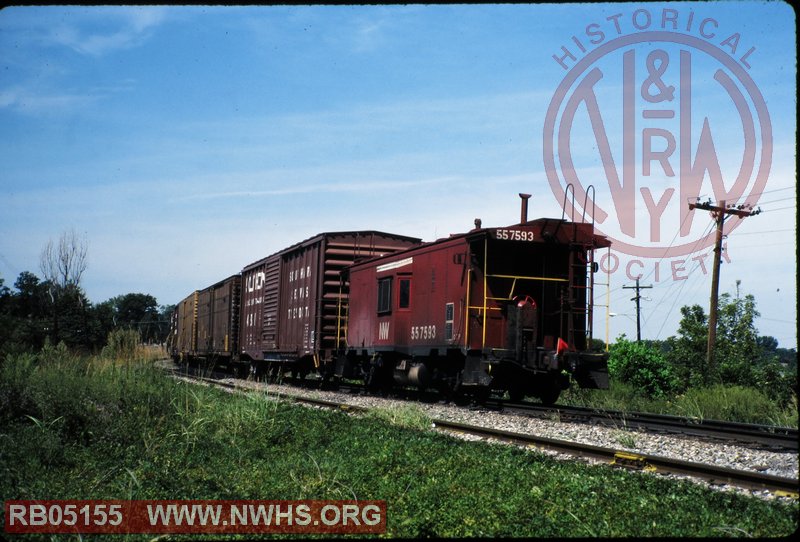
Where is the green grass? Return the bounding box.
[1,352,797,538]
[561,381,799,428]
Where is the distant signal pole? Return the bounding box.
[688,199,761,369]
[622,278,652,342]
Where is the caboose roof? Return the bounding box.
[348,217,611,271]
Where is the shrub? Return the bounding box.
[608,335,678,399]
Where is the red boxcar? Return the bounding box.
[341,216,611,403]
[239,231,421,375]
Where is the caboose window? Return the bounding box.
[398,277,411,309]
[377,277,392,313]
[445,302,454,341]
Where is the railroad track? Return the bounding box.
[166,362,798,452]
[493,400,799,452]
[168,368,799,498]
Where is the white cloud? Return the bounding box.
[0,85,97,114]
[47,6,170,57]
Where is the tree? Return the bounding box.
[714,291,761,385]
[7,271,50,350]
[94,294,172,344]
[157,304,176,344]
[666,285,796,404]
[88,299,117,348]
[112,293,159,326]
[13,272,45,319]
[0,276,13,354]
[109,293,159,342]
[665,304,709,390]
[39,229,88,291]
[38,230,90,348]
[0,276,10,309]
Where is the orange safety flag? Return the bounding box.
[556,337,570,355]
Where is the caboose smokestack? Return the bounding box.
[519,193,531,224]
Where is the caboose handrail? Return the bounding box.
[561,182,576,222]
[582,184,596,224]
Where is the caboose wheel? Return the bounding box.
[471,386,490,406]
[365,365,381,392]
[508,385,525,402]
[537,386,561,406]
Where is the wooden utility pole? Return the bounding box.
[622,278,652,342]
[688,199,761,368]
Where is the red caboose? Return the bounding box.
[339,203,611,404]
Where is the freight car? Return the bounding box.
[170,274,241,366]
[169,194,611,404]
[238,231,422,377]
[169,231,421,374]
[337,196,611,404]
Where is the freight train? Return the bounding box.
[168,194,611,404]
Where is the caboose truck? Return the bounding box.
[336,194,611,404]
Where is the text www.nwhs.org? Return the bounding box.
[148,502,383,528]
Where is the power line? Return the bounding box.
[761,205,796,213]
[604,213,711,304]
[653,256,709,340]
[730,242,794,249]
[755,196,797,205]
[639,219,717,321]
[747,186,795,198]
[759,317,797,324]
[730,229,794,235]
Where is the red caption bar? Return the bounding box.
[4,500,386,534]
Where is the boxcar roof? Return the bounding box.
[240,230,422,271]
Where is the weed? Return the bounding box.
[365,403,432,431]
[615,431,637,450]
[101,329,144,362]
[546,410,562,423]
[561,380,796,427]
[674,385,785,425]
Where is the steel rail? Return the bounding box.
[427,419,799,497]
[493,400,799,451]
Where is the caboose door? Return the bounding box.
[466,236,506,352]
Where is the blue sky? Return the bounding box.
[1,3,796,348]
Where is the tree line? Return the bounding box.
[0,230,173,356]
